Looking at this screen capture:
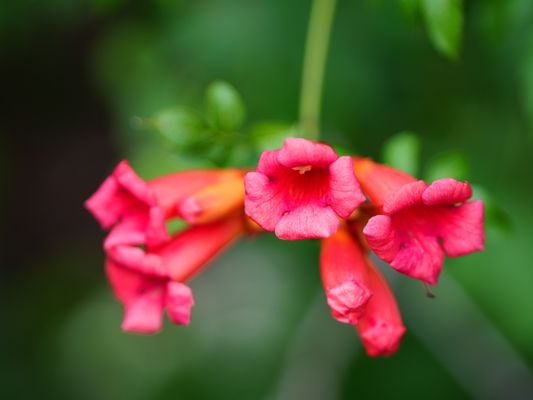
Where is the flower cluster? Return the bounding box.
[86,138,484,356]
[85,161,251,333]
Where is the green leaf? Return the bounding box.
[421,0,463,60]
[148,107,207,148]
[250,121,296,151]
[425,151,469,182]
[205,81,246,132]
[382,131,421,176]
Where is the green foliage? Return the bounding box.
[425,151,469,182]
[382,131,420,176]
[148,107,207,148]
[140,81,254,166]
[421,0,463,60]
[205,81,246,133]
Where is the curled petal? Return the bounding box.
[278,138,337,169]
[85,161,154,229]
[320,227,372,324]
[104,218,148,249]
[382,180,427,214]
[275,205,339,240]
[106,244,168,278]
[327,281,371,324]
[121,288,165,334]
[256,150,283,176]
[328,156,365,218]
[113,161,155,204]
[422,178,473,206]
[106,260,165,334]
[144,207,170,247]
[363,215,400,263]
[165,282,195,326]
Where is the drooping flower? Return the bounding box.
[244,138,365,240]
[321,224,405,356]
[354,256,406,357]
[320,226,371,324]
[354,158,484,285]
[106,214,245,334]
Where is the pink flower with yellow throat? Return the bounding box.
[244,138,365,240]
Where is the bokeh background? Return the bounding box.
[1,0,533,399]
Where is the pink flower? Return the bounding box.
[106,214,245,334]
[244,138,365,240]
[320,227,371,324]
[354,158,484,285]
[354,256,406,357]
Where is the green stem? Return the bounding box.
[298,0,338,140]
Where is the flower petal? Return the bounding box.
[165,281,195,325]
[382,180,427,214]
[422,178,473,206]
[105,260,165,334]
[105,225,168,278]
[275,204,339,240]
[85,161,154,229]
[438,200,485,257]
[255,149,282,176]
[363,215,400,263]
[327,281,371,324]
[278,138,337,169]
[328,156,365,218]
[390,233,444,286]
[244,171,285,231]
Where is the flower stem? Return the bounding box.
[298,0,338,141]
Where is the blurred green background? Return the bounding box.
[1,0,533,399]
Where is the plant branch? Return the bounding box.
[298,0,338,140]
